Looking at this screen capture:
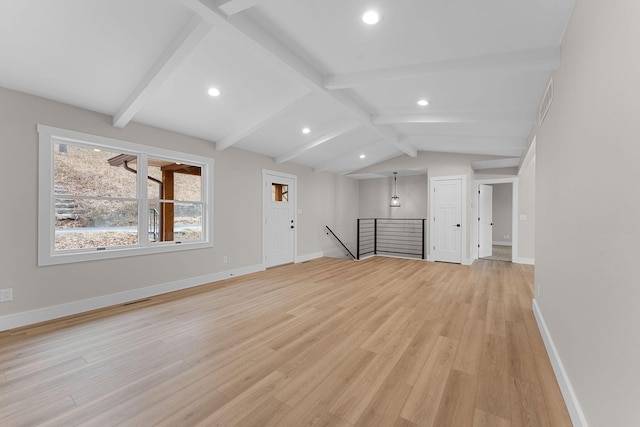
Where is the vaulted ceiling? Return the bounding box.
[0,0,574,175]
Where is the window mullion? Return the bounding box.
[138,153,148,248]
[48,138,57,256]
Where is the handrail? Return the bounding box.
[325,226,356,260]
[358,218,426,260]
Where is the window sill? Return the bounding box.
[39,240,213,266]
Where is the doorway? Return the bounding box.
[476,178,517,262]
[263,170,296,267]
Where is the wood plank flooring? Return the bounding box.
[0,257,572,426]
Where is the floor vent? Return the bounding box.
[122,298,151,306]
[538,77,554,125]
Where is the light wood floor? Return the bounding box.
[0,257,572,426]
[481,245,512,262]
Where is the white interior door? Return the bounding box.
[263,172,295,267]
[432,178,463,263]
[479,184,493,258]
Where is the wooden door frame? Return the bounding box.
[474,177,519,263]
[428,175,467,264]
[262,169,297,267]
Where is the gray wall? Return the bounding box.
[517,150,535,260]
[491,183,512,244]
[323,174,360,258]
[358,174,428,219]
[0,86,359,320]
[536,0,640,425]
[356,151,508,261]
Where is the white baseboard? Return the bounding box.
[533,299,589,427]
[426,255,468,265]
[296,251,324,263]
[0,263,265,332]
[492,241,513,246]
[513,256,535,265]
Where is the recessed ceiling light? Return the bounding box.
[359,154,366,159]
[302,127,311,134]
[93,148,101,152]
[208,87,221,97]
[362,10,380,25]
[417,99,429,106]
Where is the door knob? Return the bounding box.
[456,224,461,227]
[291,225,295,229]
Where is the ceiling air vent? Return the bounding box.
[538,77,554,125]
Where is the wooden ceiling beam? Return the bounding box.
[112,16,211,128]
[177,0,417,158]
[373,110,536,125]
[275,121,359,164]
[325,46,562,89]
[214,0,265,15]
[161,164,202,175]
[216,90,309,151]
[312,139,382,173]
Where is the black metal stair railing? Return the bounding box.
[325,226,356,259]
[357,218,426,260]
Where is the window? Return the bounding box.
[271,183,289,202]
[38,125,213,265]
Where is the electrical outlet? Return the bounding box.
[0,288,13,302]
[223,256,228,264]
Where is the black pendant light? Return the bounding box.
[390,172,401,207]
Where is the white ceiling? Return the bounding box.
[0,0,574,176]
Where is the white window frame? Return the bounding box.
[38,125,214,266]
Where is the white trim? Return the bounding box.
[295,251,323,263]
[533,299,589,427]
[358,254,426,262]
[462,257,474,266]
[513,256,535,265]
[37,125,214,266]
[474,178,519,263]
[493,241,513,246]
[372,254,426,261]
[0,264,265,332]
[429,175,467,264]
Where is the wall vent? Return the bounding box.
[538,77,554,125]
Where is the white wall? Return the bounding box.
[0,86,358,327]
[536,0,640,425]
[491,183,512,245]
